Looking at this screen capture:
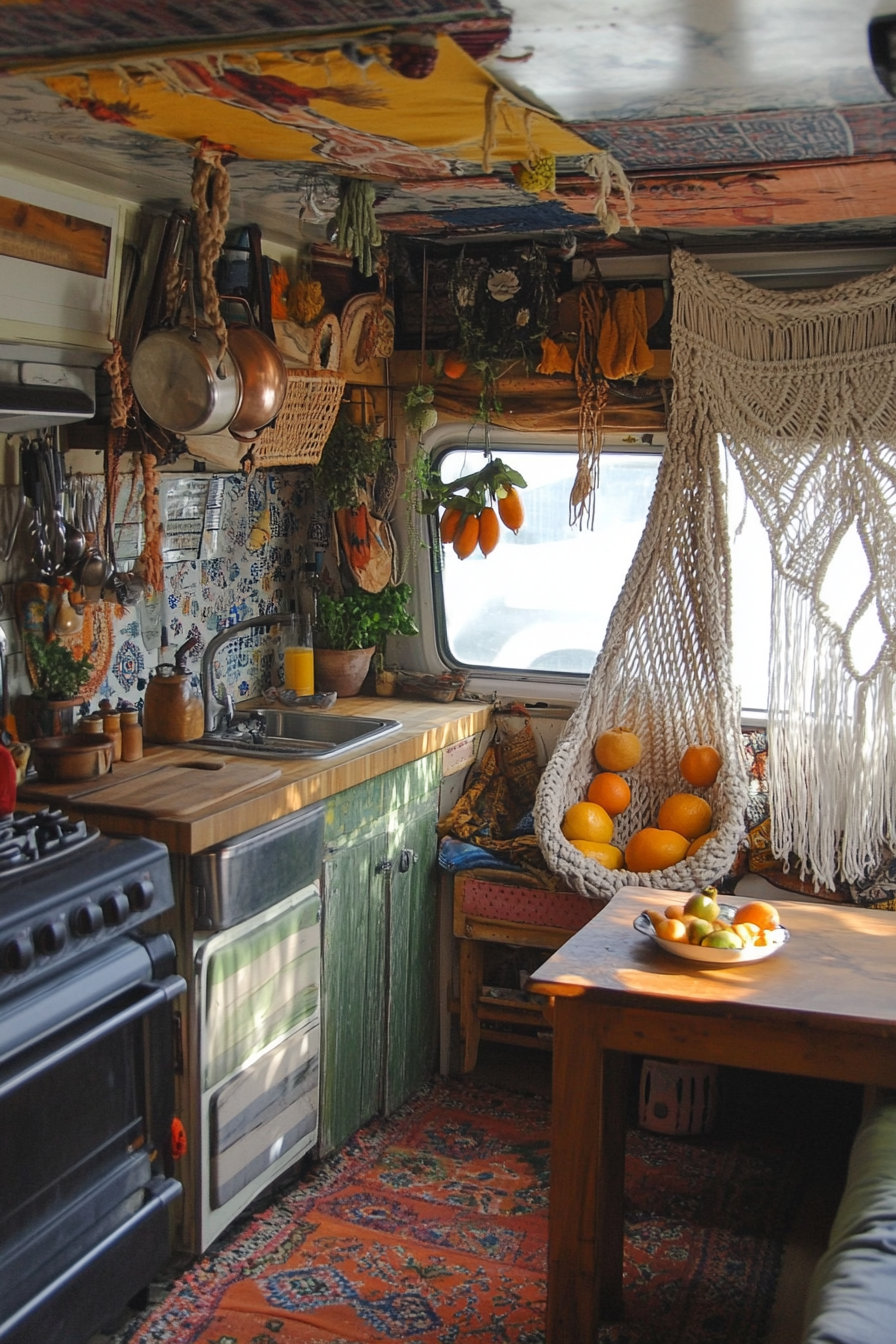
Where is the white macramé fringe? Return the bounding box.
[537,248,896,896]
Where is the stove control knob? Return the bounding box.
[70,902,104,937]
[3,933,35,971]
[101,891,131,927]
[36,919,68,955]
[126,879,155,912]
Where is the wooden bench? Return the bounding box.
[451,868,600,1072]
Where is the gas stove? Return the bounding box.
[0,809,176,1002]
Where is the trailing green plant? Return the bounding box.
[313,412,386,512]
[315,584,419,651]
[26,634,93,700]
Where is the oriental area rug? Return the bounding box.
[117,1078,808,1344]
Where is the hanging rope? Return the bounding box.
[580,150,637,236]
[190,143,231,366]
[570,278,608,529]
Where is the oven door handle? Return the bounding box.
[0,974,186,1102]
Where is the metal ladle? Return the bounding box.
[76,486,113,598]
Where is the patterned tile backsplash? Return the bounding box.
[0,465,334,723]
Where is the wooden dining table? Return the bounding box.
[527,886,896,1344]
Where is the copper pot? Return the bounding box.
[224,297,288,443]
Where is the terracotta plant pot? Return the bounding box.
[15,694,86,742]
[313,646,376,697]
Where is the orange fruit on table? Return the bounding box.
[657,792,713,841]
[594,727,642,772]
[453,512,480,559]
[686,829,718,857]
[478,506,500,556]
[587,771,631,816]
[571,839,623,869]
[656,918,688,943]
[439,507,462,544]
[561,801,613,845]
[624,827,690,873]
[733,899,781,931]
[680,744,722,787]
[497,485,525,533]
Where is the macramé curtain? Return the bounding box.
[662,250,896,890]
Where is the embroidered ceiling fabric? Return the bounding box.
[670,249,896,888]
[31,34,595,179]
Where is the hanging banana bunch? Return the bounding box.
[334,178,383,277]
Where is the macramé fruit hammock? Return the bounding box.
[537,247,896,899]
[534,339,750,899]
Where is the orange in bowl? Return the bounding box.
[624,827,690,873]
[587,772,631,816]
[734,899,781,931]
[561,801,614,845]
[657,792,713,842]
[680,744,722,787]
[571,839,623,869]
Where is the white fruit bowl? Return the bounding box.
[633,903,790,966]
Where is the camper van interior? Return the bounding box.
[1,4,896,1343]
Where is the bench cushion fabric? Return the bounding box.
[802,1103,896,1343]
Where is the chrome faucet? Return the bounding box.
[201,613,294,735]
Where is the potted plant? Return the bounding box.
[18,633,94,739]
[314,584,418,697]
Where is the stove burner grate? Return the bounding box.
[0,809,98,877]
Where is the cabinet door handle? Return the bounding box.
[375,858,393,875]
[398,848,417,873]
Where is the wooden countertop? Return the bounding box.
[18,696,492,854]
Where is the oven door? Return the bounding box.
[0,933,185,1344]
[194,884,321,1250]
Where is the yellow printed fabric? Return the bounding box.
[38,34,596,178]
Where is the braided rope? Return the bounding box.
[570,280,609,529]
[191,147,231,366]
[102,339,134,431]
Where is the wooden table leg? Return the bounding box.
[458,938,483,1073]
[545,997,628,1343]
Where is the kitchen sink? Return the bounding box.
[195,708,401,760]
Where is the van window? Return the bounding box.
[432,436,884,718]
[433,442,661,677]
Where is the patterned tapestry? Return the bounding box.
[17,32,593,180]
[0,1,508,63]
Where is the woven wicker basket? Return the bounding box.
[246,313,344,469]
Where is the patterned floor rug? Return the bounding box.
[117,1078,809,1344]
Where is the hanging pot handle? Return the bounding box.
[248,223,275,342]
[219,294,256,329]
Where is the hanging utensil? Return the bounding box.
[130,254,244,437]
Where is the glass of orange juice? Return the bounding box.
[283,615,314,696]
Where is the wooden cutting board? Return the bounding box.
[18,751,183,804]
[72,760,282,818]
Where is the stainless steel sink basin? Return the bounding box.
[195,708,401,760]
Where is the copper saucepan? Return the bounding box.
[223,296,288,443]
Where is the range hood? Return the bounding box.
[0,342,99,432]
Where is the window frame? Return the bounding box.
[415,424,666,701]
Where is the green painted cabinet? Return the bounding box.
[318,755,440,1155]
